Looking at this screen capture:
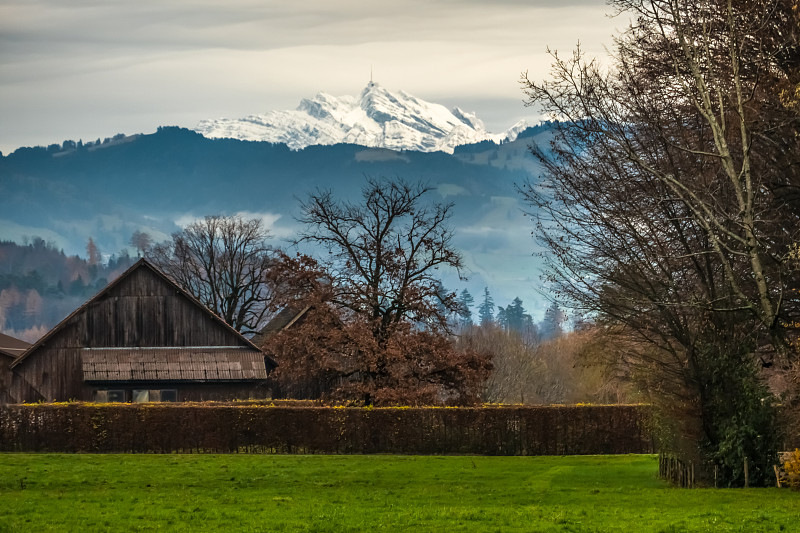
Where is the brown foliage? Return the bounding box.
[262,253,491,405]
[258,178,489,405]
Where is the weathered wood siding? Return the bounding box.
[81,267,248,348]
[12,348,87,402]
[0,355,13,404]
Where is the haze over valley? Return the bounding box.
[0,85,554,331]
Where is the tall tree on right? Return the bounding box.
[521,0,800,485]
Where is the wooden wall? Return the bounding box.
[80,267,248,348]
[0,355,12,404]
[11,348,85,402]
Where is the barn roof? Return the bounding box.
[0,332,30,360]
[82,347,269,382]
[251,305,311,346]
[12,258,276,370]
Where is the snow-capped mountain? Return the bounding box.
[194,82,526,153]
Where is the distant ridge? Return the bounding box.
[195,82,527,154]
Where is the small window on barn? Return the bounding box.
[159,389,178,402]
[106,390,126,403]
[132,390,150,403]
[94,390,108,402]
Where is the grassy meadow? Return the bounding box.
[0,454,796,532]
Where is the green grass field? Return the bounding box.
[0,454,796,532]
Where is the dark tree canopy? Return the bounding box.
[538,302,564,341]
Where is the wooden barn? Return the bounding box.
[5,259,276,403]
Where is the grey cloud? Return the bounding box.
[0,0,620,153]
[1,0,613,56]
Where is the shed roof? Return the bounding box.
[251,305,311,346]
[82,347,270,382]
[0,332,30,360]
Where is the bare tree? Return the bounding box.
[461,323,631,405]
[297,177,464,343]
[129,230,152,257]
[520,0,799,485]
[148,215,274,334]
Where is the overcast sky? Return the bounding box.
[0,0,625,155]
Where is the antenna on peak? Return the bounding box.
[370,65,373,84]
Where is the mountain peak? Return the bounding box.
[194,83,525,153]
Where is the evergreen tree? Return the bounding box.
[478,286,494,326]
[505,297,526,332]
[496,306,508,330]
[68,275,86,296]
[457,288,474,328]
[86,237,101,282]
[497,297,537,338]
[539,302,566,340]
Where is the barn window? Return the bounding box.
[150,389,178,402]
[159,389,178,402]
[132,390,150,403]
[94,389,127,402]
[94,389,177,403]
[106,390,126,402]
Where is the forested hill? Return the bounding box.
[0,123,554,328]
[0,240,134,341]
[0,125,548,255]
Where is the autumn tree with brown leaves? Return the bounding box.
[521,0,800,485]
[260,178,491,405]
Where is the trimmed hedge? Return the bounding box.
[0,403,653,455]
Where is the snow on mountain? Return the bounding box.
[194,82,525,153]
